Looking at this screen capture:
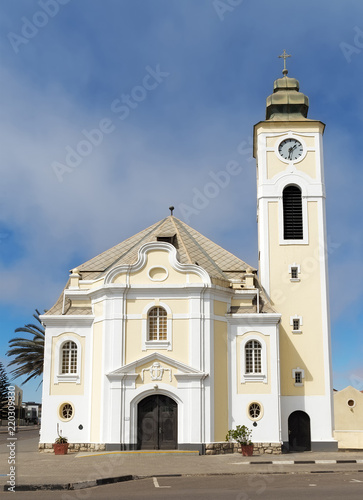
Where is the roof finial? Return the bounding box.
[278,49,291,76]
[169,206,174,216]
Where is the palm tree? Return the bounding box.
[6,309,45,385]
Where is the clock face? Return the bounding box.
[278,138,303,161]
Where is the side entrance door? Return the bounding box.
[288,410,311,451]
[137,395,177,450]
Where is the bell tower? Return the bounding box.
[253,53,336,450]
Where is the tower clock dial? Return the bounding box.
[278,138,303,161]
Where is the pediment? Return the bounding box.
[107,352,206,378]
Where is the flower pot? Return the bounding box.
[241,444,253,456]
[53,443,69,455]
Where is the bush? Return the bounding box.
[226,425,252,446]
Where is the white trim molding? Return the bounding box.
[104,242,212,286]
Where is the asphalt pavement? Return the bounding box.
[1,427,363,492]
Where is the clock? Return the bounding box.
[278,138,303,161]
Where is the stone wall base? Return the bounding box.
[205,442,282,455]
[38,443,106,453]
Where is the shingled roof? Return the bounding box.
[45,216,275,316]
[77,216,254,282]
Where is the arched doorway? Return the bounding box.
[137,394,177,450]
[288,410,311,451]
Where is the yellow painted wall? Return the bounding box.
[94,302,103,318]
[266,140,317,180]
[236,333,271,394]
[334,386,363,432]
[214,320,228,441]
[268,201,325,395]
[125,318,189,366]
[50,333,85,396]
[90,322,103,442]
[214,300,228,317]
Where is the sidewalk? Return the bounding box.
[1,435,363,492]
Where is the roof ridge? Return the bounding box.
[169,216,193,264]
[99,217,169,276]
[172,218,230,280]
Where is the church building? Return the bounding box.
[39,63,336,454]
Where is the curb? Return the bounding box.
[3,464,363,492]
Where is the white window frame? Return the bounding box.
[142,302,172,351]
[290,315,303,334]
[289,263,301,282]
[54,335,82,384]
[247,401,264,421]
[241,335,267,384]
[279,185,309,245]
[292,367,305,387]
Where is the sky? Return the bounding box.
[0,0,362,402]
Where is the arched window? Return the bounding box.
[148,307,167,341]
[245,340,262,374]
[283,185,303,240]
[61,341,77,374]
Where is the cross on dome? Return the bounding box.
[278,49,291,76]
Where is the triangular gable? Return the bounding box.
[107,352,206,378]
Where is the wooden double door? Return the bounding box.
[137,395,177,450]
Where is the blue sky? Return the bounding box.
[0,0,362,402]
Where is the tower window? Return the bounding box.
[292,367,305,386]
[293,318,300,331]
[290,316,302,333]
[291,267,298,279]
[283,185,303,240]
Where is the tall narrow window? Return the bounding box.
[61,341,77,374]
[148,307,167,341]
[245,340,262,374]
[283,185,303,240]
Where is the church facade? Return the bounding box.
[39,68,336,454]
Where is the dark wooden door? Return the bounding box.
[137,395,177,450]
[288,411,311,451]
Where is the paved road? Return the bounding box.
[10,472,363,499]
[0,427,39,445]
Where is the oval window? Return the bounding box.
[148,267,168,282]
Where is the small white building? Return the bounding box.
[39,68,336,454]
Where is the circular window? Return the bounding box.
[347,399,355,408]
[59,403,74,421]
[247,402,263,421]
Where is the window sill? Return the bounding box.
[294,383,304,387]
[290,278,300,282]
[292,330,302,334]
[242,374,267,384]
[56,374,80,384]
[145,340,171,350]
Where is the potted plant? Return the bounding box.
[53,435,69,455]
[226,424,253,456]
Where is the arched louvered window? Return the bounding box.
[283,185,303,240]
[245,340,262,374]
[61,341,78,374]
[148,307,167,341]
